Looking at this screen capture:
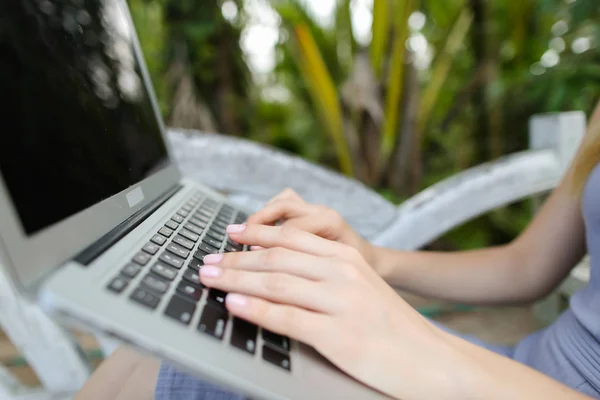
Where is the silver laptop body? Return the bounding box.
[0,1,386,399]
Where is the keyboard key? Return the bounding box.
[182,204,194,212]
[210,225,226,235]
[262,346,291,371]
[179,229,200,243]
[182,269,201,286]
[231,318,258,355]
[165,220,179,230]
[142,242,160,255]
[151,262,178,281]
[203,237,223,250]
[141,275,169,294]
[213,220,229,230]
[164,295,196,325]
[171,214,184,224]
[177,209,189,218]
[107,277,129,294]
[263,330,291,352]
[198,243,217,255]
[206,230,225,242]
[224,244,241,253]
[173,235,195,250]
[121,263,142,279]
[166,243,190,259]
[130,288,161,309]
[193,249,209,261]
[177,281,203,302]
[188,258,203,272]
[158,227,174,238]
[198,304,228,340]
[227,240,243,250]
[189,218,208,229]
[208,289,227,310]
[234,215,247,224]
[184,223,204,236]
[159,252,185,269]
[216,215,231,224]
[198,209,213,218]
[151,234,167,246]
[132,252,151,266]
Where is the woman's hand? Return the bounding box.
[247,189,378,268]
[199,224,462,400]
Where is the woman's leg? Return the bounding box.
[74,346,244,400]
[74,346,160,400]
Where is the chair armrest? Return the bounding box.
[372,150,563,250]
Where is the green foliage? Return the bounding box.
[130,0,600,251]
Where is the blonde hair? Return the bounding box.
[572,121,600,194]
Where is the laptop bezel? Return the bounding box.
[0,0,182,290]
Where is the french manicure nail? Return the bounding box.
[227,293,248,308]
[227,224,246,233]
[203,254,224,264]
[200,266,222,278]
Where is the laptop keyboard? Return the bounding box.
[105,192,292,372]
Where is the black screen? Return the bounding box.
[0,0,169,235]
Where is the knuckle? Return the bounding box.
[346,246,362,260]
[273,307,297,334]
[262,247,283,267]
[263,273,288,294]
[340,260,361,281]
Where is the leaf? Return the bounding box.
[380,0,416,160]
[293,24,354,176]
[370,0,391,78]
[418,7,473,133]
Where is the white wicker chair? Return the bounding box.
[0,112,588,400]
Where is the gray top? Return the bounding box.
[510,162,600,396]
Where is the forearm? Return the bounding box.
[372,244,537,305]
[439,330,592,400]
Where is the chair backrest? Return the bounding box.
[168,111,586,250]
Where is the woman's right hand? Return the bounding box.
[247,189,378,267]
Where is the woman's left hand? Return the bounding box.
[199,224,462,400]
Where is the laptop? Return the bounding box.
[0,1,386,399]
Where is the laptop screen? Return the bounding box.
[0,0,169,236]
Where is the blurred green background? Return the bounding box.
[128,0,600,251]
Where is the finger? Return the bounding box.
[226,224,346,257]
[200,268,335,312]
[266,188,304,205]
[281,214,337,240]
[247,200,315,225]
[203,247,335,281]
[225,294,328,346]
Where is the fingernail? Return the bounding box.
[227,224,246,233]
[226,294,248,308]
[203,254,224,264]
[200,266,222,278]
[251,246,264,251]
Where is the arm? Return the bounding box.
[374,102,600,305]
[374,174,586,304]
[436,327,592,400]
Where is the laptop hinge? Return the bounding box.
[74,184,183,266]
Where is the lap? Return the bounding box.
[153,320,514,400]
